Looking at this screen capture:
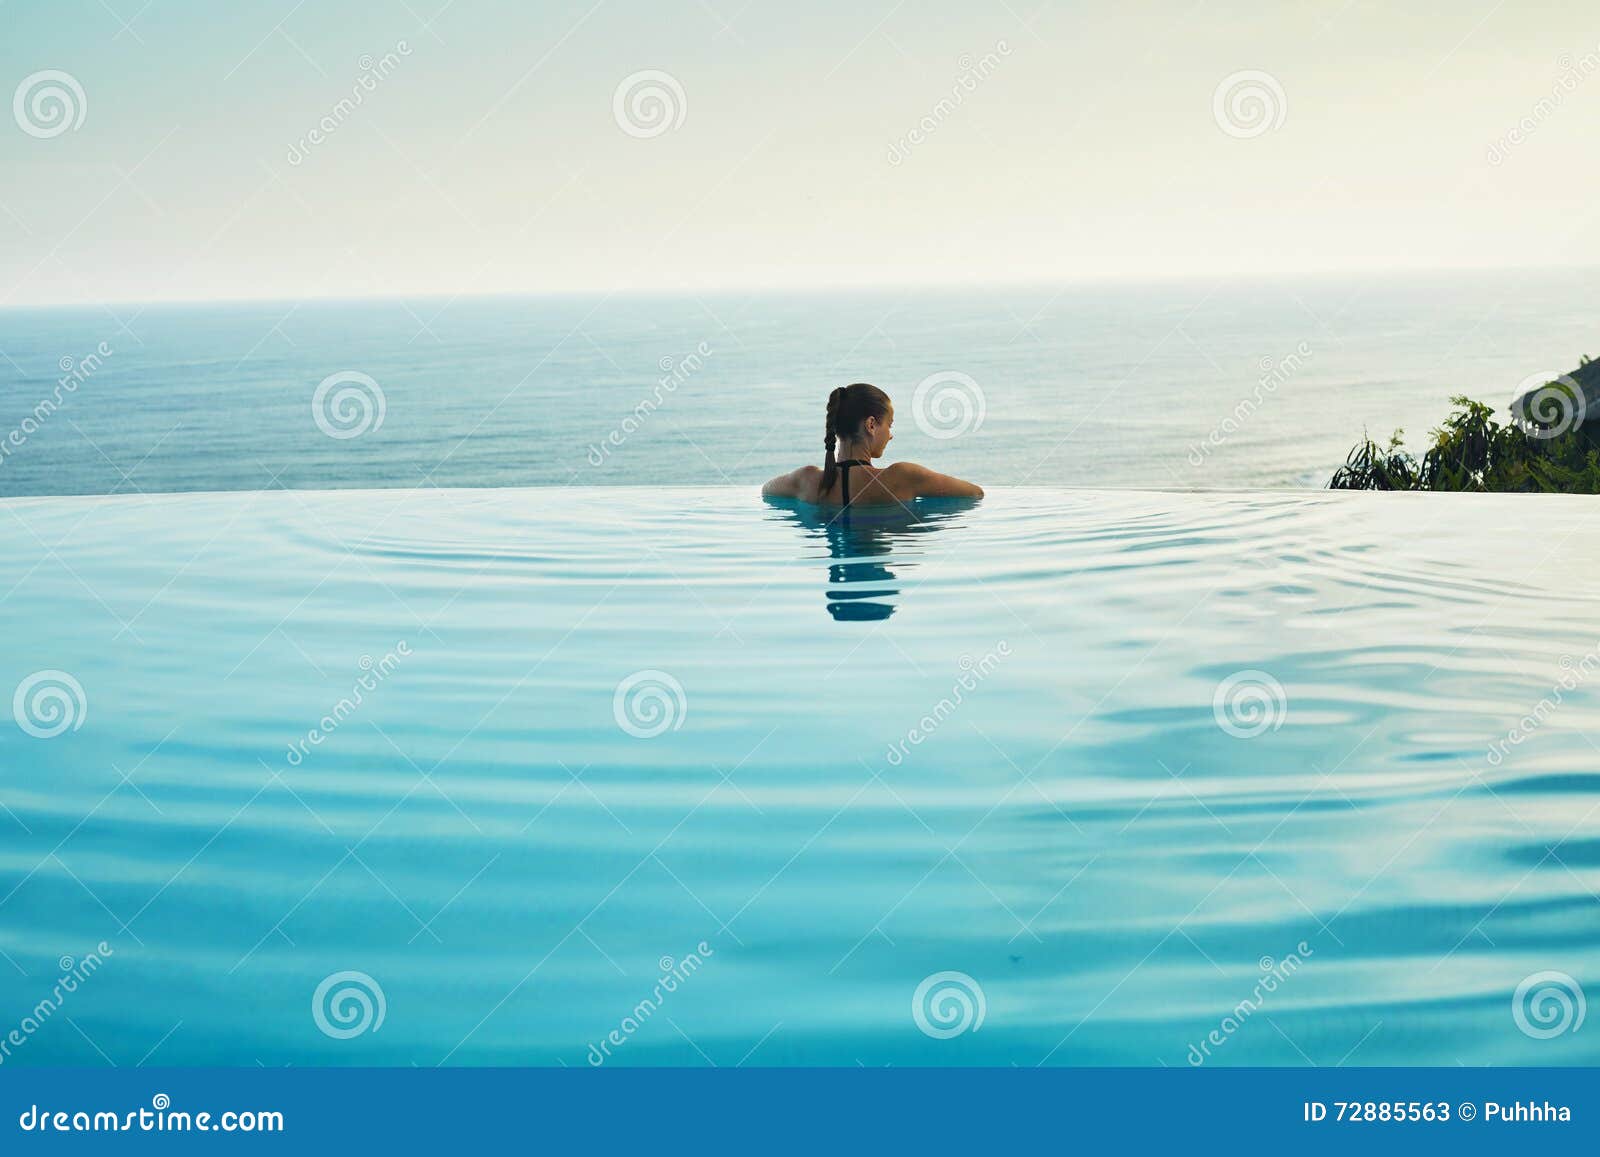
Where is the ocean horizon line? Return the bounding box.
[5,260,1598,314]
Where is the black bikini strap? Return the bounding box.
[837,459,868,508]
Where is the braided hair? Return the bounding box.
[819,383,891,496]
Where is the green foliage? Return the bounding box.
[1329,368,1600,492]
[1328,429,1418,490]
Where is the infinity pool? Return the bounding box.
[1,486,1596,1066]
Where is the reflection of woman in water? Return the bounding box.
[761,383,983,507]
[770,502,922,621]
[764,470,980,623]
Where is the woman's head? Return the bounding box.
[826,382,893,454]
[822,383,893,493]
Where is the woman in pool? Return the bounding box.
[762,383,984,507]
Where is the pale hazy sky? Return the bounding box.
[3,0,1599,305]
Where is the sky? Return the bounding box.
[2,0,1599,305]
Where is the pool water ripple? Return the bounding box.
[0,486,1597,1066]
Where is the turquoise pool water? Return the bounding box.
[1,485,1596,1066]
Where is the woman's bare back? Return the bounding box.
[765,461,982,505]
[760,384,983,505]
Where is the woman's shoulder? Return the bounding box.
[879,461,932,489]
[880,461,984,499]
[762,464,822,499]
[880,461,926,480]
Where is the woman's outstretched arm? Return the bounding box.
[886,462,984,499]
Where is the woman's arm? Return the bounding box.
[885,462,983,499]
[761,466,818,498]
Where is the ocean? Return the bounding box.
[3,267,1598,499]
